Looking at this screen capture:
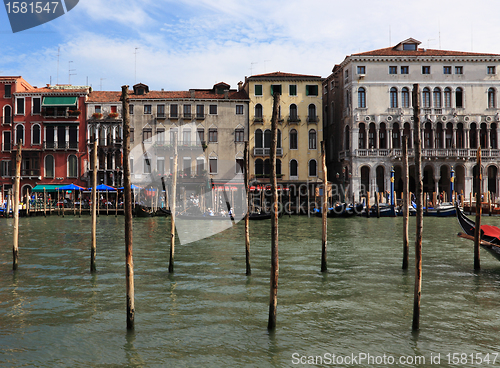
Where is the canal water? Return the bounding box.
[1,214,500,367]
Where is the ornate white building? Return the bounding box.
[323,38,500,202]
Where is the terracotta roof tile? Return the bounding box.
[248,71,323,79]
[352,46,500,57]
[88,89,248,102]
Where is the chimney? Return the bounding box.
[224,90,229,99]
[237,81,243,92]
[190,89,195,98]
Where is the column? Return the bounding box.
[487,128,491,149]
[464,128,470,149]
[453,128,457,148]
[65,126,69,149]
[352,127,359,153]
[388,129,393,149]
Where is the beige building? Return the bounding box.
[243,72,324,209]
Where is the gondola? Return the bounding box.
[424,202,456,217]
[249,212,272,220]
[456,203,500,261]
[155,207,171,216]
[134,204,152,217]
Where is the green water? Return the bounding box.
[1,215,500,367]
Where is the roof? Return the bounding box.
[15,84,91,96]
[247,71,323,80]
[88,88,249,102]
[87,91,123,103]
[352,46,500,58]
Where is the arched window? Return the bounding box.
[4,105,12,125]
[289,129,298,149]
[255,104,263,119]
[308,129,317,149]
[390,87,398,108]
[309,159,317,177]
[308,104,316,122]
[456,87,464,108]
[45,155,54,178]
[344,125,350,150]
[422,88,431,108]
[290,159,298,178]
[15,124,24,145]
[255,159,263,176]
[289,104,298,121]
[433,87,442,108]
[402,87,410,108]
[264,129,271,148]
[263,159,270,176]
[276,159,282,176]
[32,124,40,145]
[444,87,452,108]
[254,129,263,148]
[358,87,366,108]
[488,88,496,108]
[68,155,78,178]
[277,129,282,149]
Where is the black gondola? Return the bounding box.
[134,204,152,217]
[456,203,500,261]
[249,212,272,220]
[155,207,171,216]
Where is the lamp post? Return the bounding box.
[390,166,395,206]
[450,167,455,203]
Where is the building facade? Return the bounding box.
[324,38,500,202]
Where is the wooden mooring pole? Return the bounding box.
[402,136,409,270]
[321,141,328,272]
[122,85,135,329]
[13,142,22,270]
[244,141,251,275]
[91,138,98,273]
[474,147,481,271]
[268,90,280,331]
[412,84,423,331]
[169,133,178,274]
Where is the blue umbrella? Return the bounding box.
[57,184,86,191]
[118,184,142,190]
[88,184,117,191]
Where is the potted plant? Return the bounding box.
[69,110,81,116]
[92,112,103,119]
[108,112,119,118]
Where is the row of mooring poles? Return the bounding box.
[91,138,98,273]
[244,141,251,276]
[321,141,328,273]
[474,147,482,271]
[122,85,135,329]
[12,141,22,270]
[169,133,178,274]
[402,136,409,270]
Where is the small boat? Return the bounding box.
[315,203,364,218]
[249,212,272,220]
[134,204,152,217]
[424,202,456,217]
[369,203,398,217]
[155,207,171,216]
[456,203,500,261]
[176,213,233,220]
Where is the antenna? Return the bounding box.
[68,61,76,85]
[134,47,139,84]
[250,62,258,75]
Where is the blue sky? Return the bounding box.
[1,0,500,92]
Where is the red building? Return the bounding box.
[0,79,90,202]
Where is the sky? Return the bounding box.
[1,0,500,92]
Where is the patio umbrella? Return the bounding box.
[57,184,86,191]
[88,184,117,191]
[118,184,142,190]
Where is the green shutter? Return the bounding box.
[255,85,262,96]
[289,85,297,96]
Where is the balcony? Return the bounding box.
[349,148,500,161]
[196,113,205,120]
[156,112,166,119]
[21,169,40,177]
[307,115,319,124]
[43,141,78,150]
[183,112,192,119]
[42,107,81,119]
[253,147,283,156]
[169,114,179,120]
[287,115,301,124]
[253,117,264,124]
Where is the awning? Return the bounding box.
[42,96,77,107]
[32,184,63,193]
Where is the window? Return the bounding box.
[264,129,271,148]
[289,129,298,149]
[358,87,366,108]
[402,87,410,108]
[196,158,204,175]
[443,66,452,74]
[422,88,431,108]
[15,124,24,145]
[255,129,263,148]
[308,129,317,149]
[308,160,317,177]
[183,157,191,176]
[156,128,165,143]
[196,105,204,118]
[32,124,40,145]
[208,128,218,142]
[95,105,102,113]
[389,66,397,74]
[456,87,464,108]
[276,159,282,176]
[196,128,204,144]
[209,158,217,174]
[290,159,298,178]
[255,104,263,119]
[170,104,178,118]
[4,85,11,98]
[357,66,366,74]
[403,43,417,50]
[130,128,134,143]
[170,129,178,144]
[235,128,244,142]
[144,155,152,174]
[2,131,11,152]
[455,66,463,75]
[130,158,134,173]
[444,88,452,108]
[183,104,191,118]
[289,84,297,96]
[270,84,282,95]
[110,106,117,113]
[157,104,165,117]
[422,66,431,74]
[183,129,191,145]
[32,97,41,114]
[433,88,442,108]
[255,85,263,96]
[16,98,24,115]
[129,104,134,115]
[3,105,12,125]
[255,159,263,176]
[209,105,217,115]
[236,158,244,174]
[401,66,409,74]
[488,88,496,108]
[144,105,152,114]
[157,157,165,175]
[390,87,398,108]
[143,128,152,143]
[289,104,298,121]
[305,85,318,96]
[45,155,54,178]
[236,105,244,115]
[487,66,496,75]
[68,155,77,178]
[308,104,317,122]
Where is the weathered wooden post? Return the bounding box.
[321,141,328,272]
[402,136,409,270]
[169,133,178,274]
[412,84,423,331]
[91,138,98,273]
[268,90,280,331]
[43,188,47,217]
[13,142,22,270]
[244,141,251,275]
[122,85,135,329]
[375,191,380,218]
[488,191,492,216]
[474,147,482,271]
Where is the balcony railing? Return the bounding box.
[349,148,500,160]
[43,141,78,150]
[253,117,264,124]
[287,115,301,124]
[183,112,192,119]
[21,169,40,176]
[196,113,205,119]
[307,115,318,124]
[253,147,283,156]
